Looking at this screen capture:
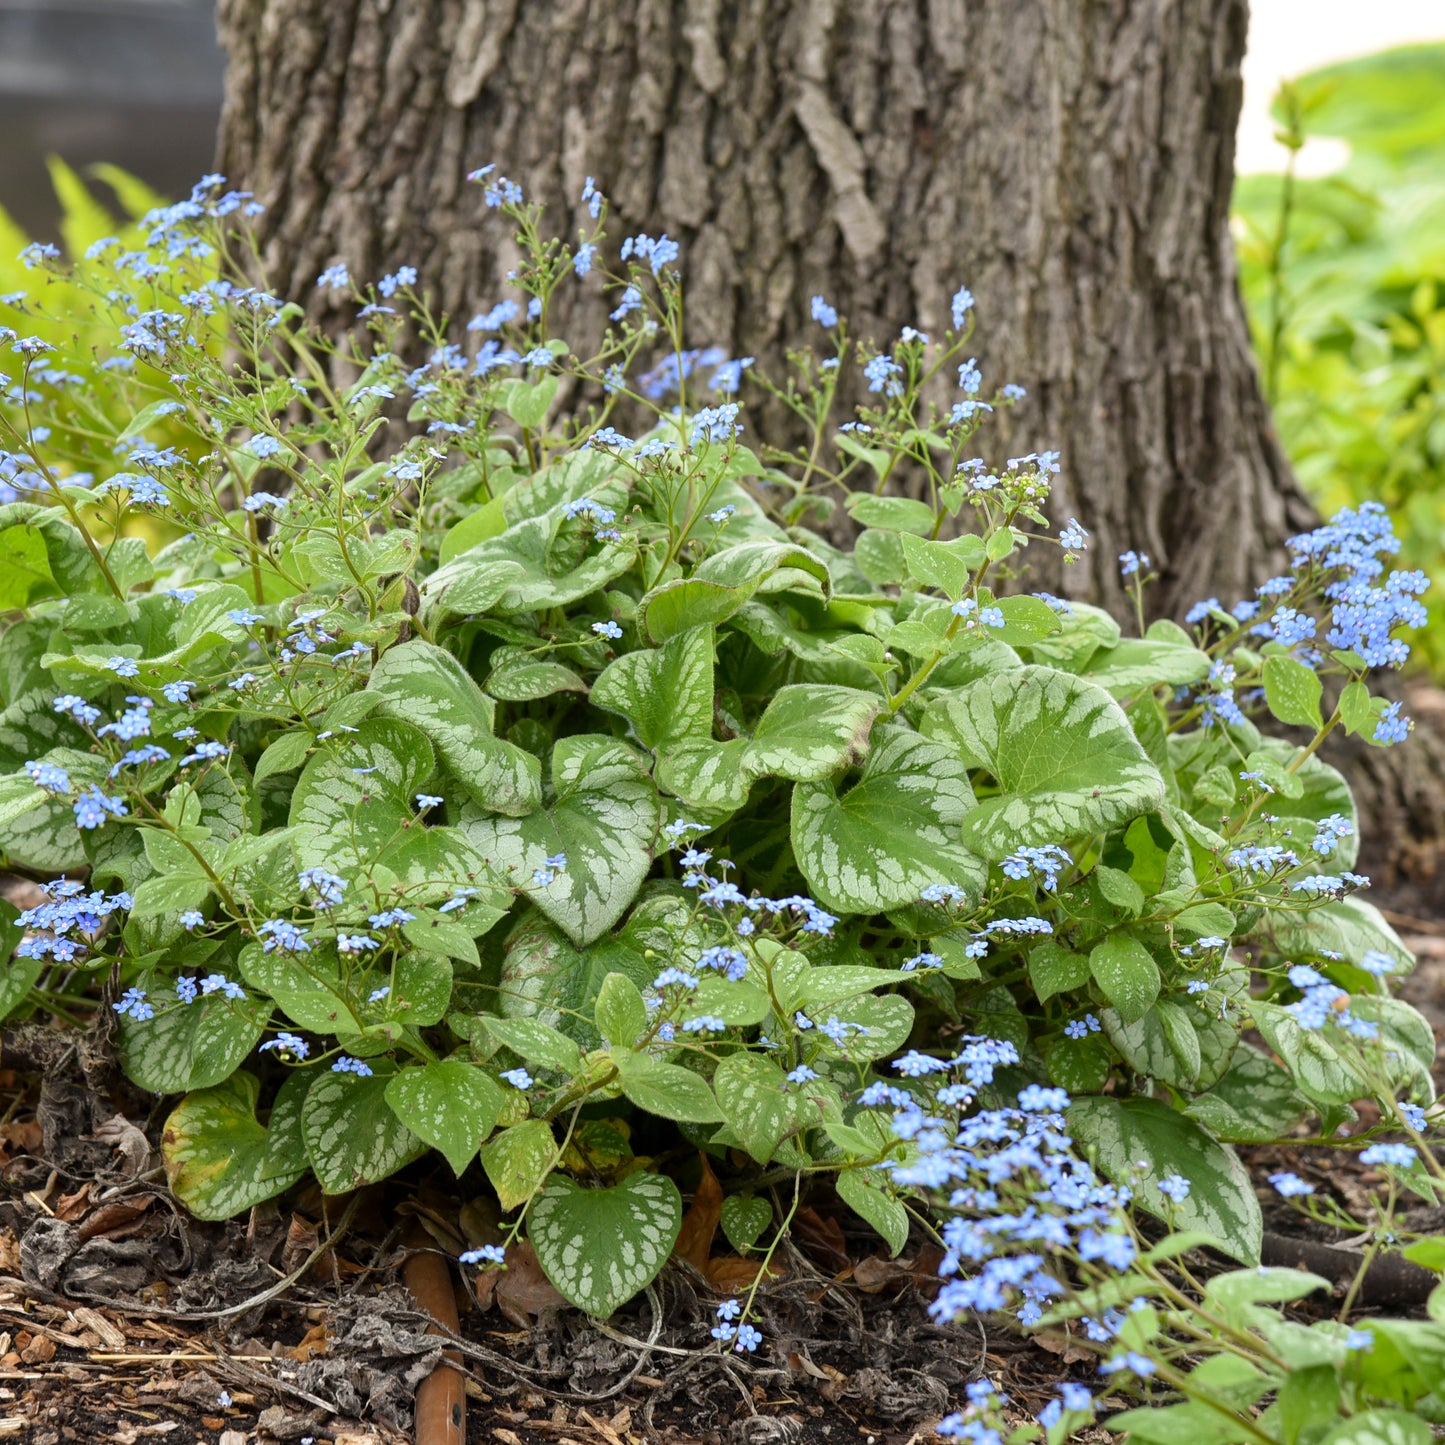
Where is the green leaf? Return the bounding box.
[1203,1267,1330,1325]
[843,493,937,534]
[1068,1096,1262,1263]
[639,542,831,642]
[479,1119,555,1212]
[484,649,588,703]
[720,1195,772,1253]
[161,1071,309,1221]
[0,525,54,608]
[459,735,657,946]
[1088,935,1160,1024]
[1034,942,1086,999]
[1184,1044,1311,1142]
[530,1172,682,1316]
[0,773,47,833]
[791,727,988,914]
[836,1169,909,1256]
[713,1053,797,1164]
[1263,654,1325,730]
[253,729,312,784]
[594,972,648,1049]
[301,1066,427,1194]
[1251,1000,1365,1106]
[500,373,558,429]
[369,639,540,815]
[924,667,1165,860]
[289,717,435,871]
[898,532,984,599]
[440,493,508,563]
[384,1059,503,1176]
[239,947,363,1036]
[591,626,714,751]
[745,685,879,780]
[611,1051,723,1123]
[117,988,267,1094]
[1338,679,1376,737]
[1319,1411,1431,1445]
[482,1015,584,1074]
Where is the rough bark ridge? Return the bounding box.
[214,0,1444,890]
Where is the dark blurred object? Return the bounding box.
[0,0,224,236]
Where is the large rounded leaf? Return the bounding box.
[530,1172,682,1316]
[301,1066,427,1194]
[791,727,987,913]
[924,666,1165,859]
[460,735,658,946]
[162,1070,309,1221]
[1068,1095,1262,1263]
[368,639,541,815]
[384,1059,504,1176]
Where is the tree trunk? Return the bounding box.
[214,0,1445,894]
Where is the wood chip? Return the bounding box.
[71,1308,126,1351]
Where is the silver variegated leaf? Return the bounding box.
[368,639,540,815]
[301,1066,427,1195]
[459,735,657,946]
[529,1172,682,1316]
[924,666,1166,860]
[162,1070,309,1221]
[791,727,987,913]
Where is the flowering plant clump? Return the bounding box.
[0,173,1441,1433]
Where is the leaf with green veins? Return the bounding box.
[459,735,657,946]
[162,1070,310,1221]
[387,952,454,1028]
[1263,654,1325,730]
[591,626,714,750]
[720,1195,772,1253]
[844,493,937,534]
[898,531,983,598]
[484,648,588,703]
[117,985,268,1094]
[1068,1096,1262,1263]
[482,1015,585,1074]
[1338,679,1375,737]
[302,1064,427,1194]
[835,1169,909,1256]
[1088,935,1161,1024]
[594,973,648,1049]
[654,737,751,814]
[744,685,879,780]
[238,945,364,1036]
[368,639,540,815]
[384,1059,503,1175]
[1184,1045,1310,1143]
[1251,1001,1366,1106]
[989,594,1064,646]
[253,729,312,784]
[639,541,832,642]
[923,666,1165,860]
[611,1051,723,1122]
[791,727,988,914]
[481,1118,556,1211]
[689,975,771,1026]
[713,1053,798,1163]
[439,493,507,563]
[289,717,435,871]
[814,993,914,1060]
[1081,637,1212,696]
[529,1173,682,1316]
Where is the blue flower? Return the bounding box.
[500,1068,534,1090]
[950,287,974,330]
[592,620,623,639]
[247,435,282,459]
[378,266,417,297]
[1359,1143,1417,1169]
[460,1245,507,1266]
[260,1034,310,1057]
[317,263,351,290]
[1058,518,1088,557]
[416,793,444,810]
[178,910,204,930]
[332,1055,374,1076]
[733,1323,761,1353]
[106,656,141,679]
[811,295,838,328]
[257,918,310,953]
[1118,550,1150,579]
[682,1015,727,1034]
[74,787,128,830]
[112,987,153,1021]
[1374,701,1410,745]
[1157,1173,1191,1202]
[25,760,71,793]
[227,609,264,627]
[689,403,741,445]
[863,354,901,395]
[620,233,679,274]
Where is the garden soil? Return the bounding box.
[0,890,1440,1445]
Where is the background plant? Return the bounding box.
[1235,41,1445,673]
[0,173,1438,1425]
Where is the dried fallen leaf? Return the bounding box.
[705,1256,785,1292]
[76,1198,153,1243]
[674,1154,722,1271]
[281,1214,319,1275]
[288,1321,329,1362]
[489,1241,567,1328]
[1030,1328,1093,1365]
[793,1207,849,1272]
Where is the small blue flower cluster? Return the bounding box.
[15,878,133,963]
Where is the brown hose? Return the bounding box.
[403,1223,466,1445]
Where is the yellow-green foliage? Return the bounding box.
[0,160,215,506]
[1235,43,1445,672]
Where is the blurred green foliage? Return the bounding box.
[1235,42,1445,672]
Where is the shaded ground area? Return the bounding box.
[0,905,1440,1443]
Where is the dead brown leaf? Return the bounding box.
[1030,1328,1093,1365]
[280,1213,319,1275]
[485,1241,567,1328]
[674,1154,722,1272]
[76,1198,153,1243]
[53,1183,92,1222]
[704,1256,785,1292]
[794,1207,849,1272]
[288,1321,329,1362]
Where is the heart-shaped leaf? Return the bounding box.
[925,666,1165,859]
[301,1065,427,1194]
[368,639,541,814]
[720,1195,772,1253]
[460,735,657,945]
[530,1172,682,1316]
[384,1059,503,1175]
[162,1070,309,1220]
[791,727,987,913]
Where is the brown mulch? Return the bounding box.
[0,902,1441,1443]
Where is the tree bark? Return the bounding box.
[213,0,1445,892]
